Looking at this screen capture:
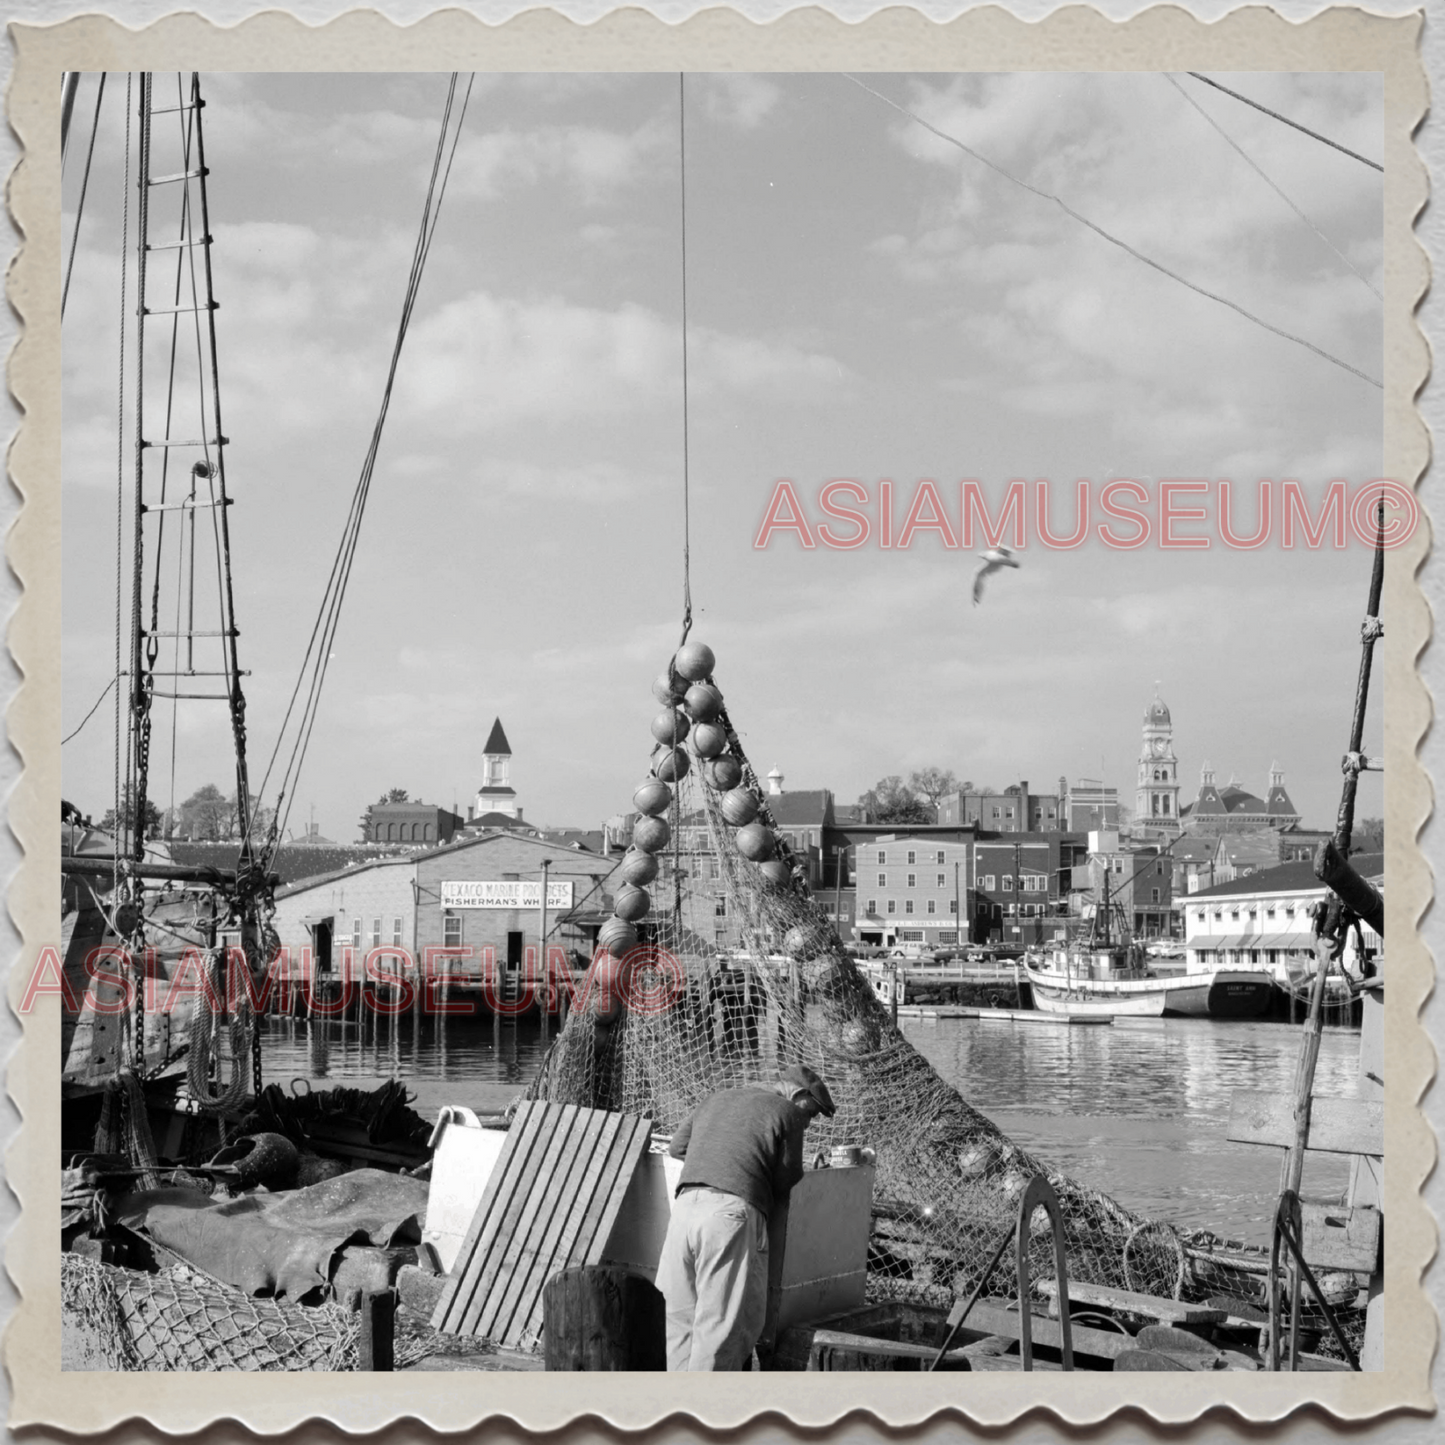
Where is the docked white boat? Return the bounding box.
[1023,948,1169,1018]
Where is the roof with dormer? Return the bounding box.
[482,717,512,756]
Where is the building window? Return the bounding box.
[878,873,887,887]
[866,899,877,916]
[907,873,916,888]
[887,900,896,915]
[926,899,936,914]
[370,918,382,948]
[905,900,914,915]
[949,899,958,913]
[715,896,727,917]
[937,873,946,887]
[1156,862,1163,875]
[1002,876,1013,891]
[1151,889,1160,904]
[392,917,403,946]
[877,850,886,865]
[443,914,462,947]
[907,851,916,865]
[981,874,995,890]
[936,851,946,865]
[352,918,362,948]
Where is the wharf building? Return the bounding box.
[1183,856,1383,981]
[268,831,623,1007]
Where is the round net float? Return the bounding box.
[632,778,672,817]
[654,746,690,782]
[683,683,722,722]
[673,640,715,682]
[618,848,659,885]
[652,671,685,705]
[597,915,639,957]
[632,814,671,853]
[760,858,792,889]
[613,885,651,922]
[706,755,743,791]
[651,708,690,745]
[734,821,775,861]
[720,787,759,827]
[691,722,727,759]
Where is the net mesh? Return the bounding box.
[529,679,1366,1356]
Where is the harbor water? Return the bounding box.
[257,1010,1361,1250]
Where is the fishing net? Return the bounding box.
[529,664,1367,1359]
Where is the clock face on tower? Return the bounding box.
[1151,738,1167,756]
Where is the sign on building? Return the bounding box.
[441,881,575,909]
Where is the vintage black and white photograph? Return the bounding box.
[48,59,1405,1392]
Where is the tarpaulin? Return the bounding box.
[119,1168,429,1300]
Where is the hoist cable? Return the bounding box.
[113,73,132,889]
[842,74,1382,391]
[1186,72,1383,172]
[678,73,693,648]
[62,73,106,321]
[1164,74,1380,303]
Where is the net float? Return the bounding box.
[735,821,775,861]
[707,756,743,790]
[720,788,759,827]
[654,746,690,782]
[613,885,651,922]
[597,915,639,957]
[683,683,722,722]
[651,708,690,745]
[691,721,727,758]
[632,815,671,853]
[589,951,628,1023]
[760,859,792,888]
[652,671,685,705]
[619,848,659,885]
[632,779,672,817]
[673,640,715,682]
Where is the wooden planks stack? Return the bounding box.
[431,1102,652,1349]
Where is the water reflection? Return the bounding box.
[259,1011,1362,1248]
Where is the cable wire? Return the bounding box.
[843,74,1382,391]
[257,74,475,858]
[1186,73,1383,172]
[678,73,693,648]
[1164,74,1380,302]
[62,74,106,320]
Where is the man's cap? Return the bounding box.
[781,1063,836,1117]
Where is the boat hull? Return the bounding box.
[1206,970,1277,1020]
[1025,975,1166,1018]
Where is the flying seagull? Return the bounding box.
[972,546,1020,606]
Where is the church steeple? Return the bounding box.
[474,716,519,820]
[1135,686,1181,830]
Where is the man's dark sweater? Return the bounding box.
[668,1088,808,1219]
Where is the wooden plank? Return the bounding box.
[432,1101,552,1332]
[958,1301,1136,1361]
[1227,1091,1383,1157]
[1037,1280,1226,1326]
[574,1114,653,1264]
[1299,1203,1381,1273]
[505,1111,635,1347]
[470,1105,598,1340]
[483,1107,610,1345]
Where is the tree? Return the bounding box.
[179,783,230,840]
[859,775,935,826]
[99,785,164,841]
[381,788,410,804]
[908,767,959,811]
[1353,817,1385,853]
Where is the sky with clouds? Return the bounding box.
[61,70,1386,840]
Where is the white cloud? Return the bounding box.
[699,75,781,130]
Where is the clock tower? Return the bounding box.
[1135,687,1181,830]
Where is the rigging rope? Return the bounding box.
[1186,72,1383,173]
[842,74,1382,392]
[256,74,475,858]
[114,73,132,895]
[678,73,693,649]
[1164,74,1381,303]
[61,73,106,321]
[63,676,117,747]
